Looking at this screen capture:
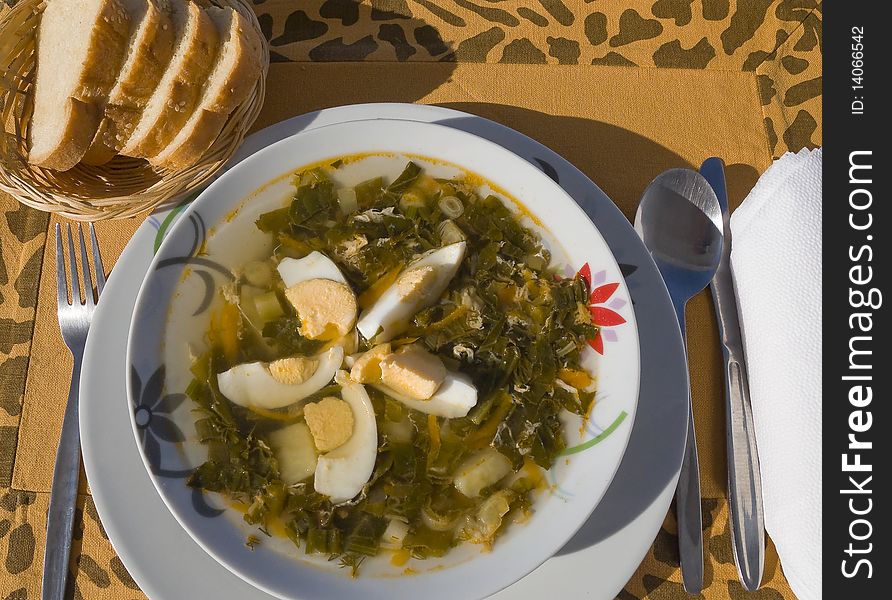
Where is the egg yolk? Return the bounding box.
[284,279,357,340]
[304,396,355,452]
[379,345,447,400]
[267,356,319,385]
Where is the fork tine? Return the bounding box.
[89,223,106,295]
[77,224,94,307]
[66,224,81,304]
[55,224,69,307]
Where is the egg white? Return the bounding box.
[216,346,344,409]
[356,241,466,343]
[374,370,478,418]
[277,251,349,286]
[314,372,378,503]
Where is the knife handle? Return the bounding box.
[700,156,766,590]
[723,352,765,591]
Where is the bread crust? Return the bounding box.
[152,110,228,169]
[30,99,102,171]
[150,7,262,169]
[122,2,219,159]
[29,0,133,170]
[82,0,176,166]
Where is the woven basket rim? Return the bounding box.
[0,0,270,221]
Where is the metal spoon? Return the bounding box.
[634,169,724,594]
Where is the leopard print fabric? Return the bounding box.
[253,0,821,156]
[0,1,819,598]
[0,202,46,488]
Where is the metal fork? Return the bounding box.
[42,223,106,600]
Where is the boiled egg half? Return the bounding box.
[278,252,357,340]
[356,242,466,343]
[352,344,478,418]
[216,346,344,409]
[313,372,378,503]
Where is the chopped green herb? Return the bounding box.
[187,160,599,573]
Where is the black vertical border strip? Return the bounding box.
[825,3,889,597]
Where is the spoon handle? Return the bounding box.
[671,297,704,594]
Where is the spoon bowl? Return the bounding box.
[635,169,723,302]
[634,168,723,593]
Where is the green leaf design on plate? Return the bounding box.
[153,192,201,255]
[561,410,628,456]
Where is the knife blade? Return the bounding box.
[701,157,765,591]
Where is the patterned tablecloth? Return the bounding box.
[0,1,821,598]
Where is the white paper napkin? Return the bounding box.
[729,147,822,600]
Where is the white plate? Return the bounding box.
[128,119,641,600]
[80,103,688,600]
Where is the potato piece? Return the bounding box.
[453,448,513,497]
[380,518,410,550]
[459,489,514,544]
[268,423,318,485]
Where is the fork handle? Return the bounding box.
[41,358,82,600]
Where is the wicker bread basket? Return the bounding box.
[0,0,269,221]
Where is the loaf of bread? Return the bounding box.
[149,6,262,169]
[121,1,219,159]
[82,0,177,166]
[28,0,263,172]
[29,0,133,170]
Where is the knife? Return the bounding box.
[701,157,765,591]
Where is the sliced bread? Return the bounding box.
[82,0,176,166]
[150,6,262,169]
[29,0,133,170]
[120,1,219,159]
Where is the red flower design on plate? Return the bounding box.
[576,262,627,355]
